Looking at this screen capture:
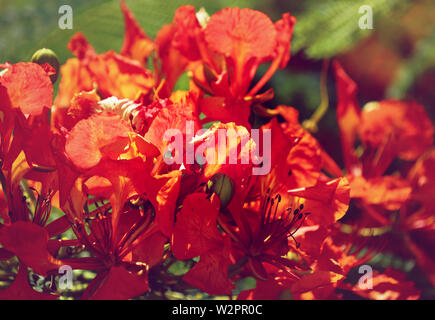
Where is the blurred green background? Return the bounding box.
[1,0,434,299]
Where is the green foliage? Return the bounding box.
[387,33,435,98]
[291,0,409,58]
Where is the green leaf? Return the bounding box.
[292,0,408,59]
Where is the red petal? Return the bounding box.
[88,51,154,100]
[294,225,329,259]
[56,90,101,131]
[155,23,189,96]
[45,215,72,238]
[198,122,256,188]
[65,112,131,170]
[84,266,149,300]
[0,62,52,116]
[132,231,167,268]
[199,96,251,128]
[290,271,344,295]
[154,170,182,237]
[349,175,412,210]
[0,183,8,224]
[267,109,322,188]
[67,32,97,60]
[120,1,154,65]
[144,96,198,155]
[408,147,435,212]
[333,61,361,172]
[0,222,62,275]
[171,5,203,61]
[288,178,350,226]
[205,8,276,62]
[21,114,57,169]
[171,193,222,260]
[53,58,94,109]
[182,239,234,296]
[0,263,58,300]
[274,13,296,68]
[83,176,113,198]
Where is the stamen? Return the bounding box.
[260,195,310,252]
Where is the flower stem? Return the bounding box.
[303,58,330,133]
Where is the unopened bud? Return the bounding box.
[207,173,235,210]
[31,48,60,84]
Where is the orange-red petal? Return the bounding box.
[65,112,131,170]
[287,178,350,226]
[0,62,53,116]
[205,8,276,62]
[171,193,222,260]
[120,1,154,65]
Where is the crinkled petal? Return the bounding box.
[0,62,53,116]
[65,112,131,170]
[171,193,222,260]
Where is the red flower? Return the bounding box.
[334,61,434,176]
[62,200,161,300]
[359,100,434,162]
[332,61,434,218]
[175,176,350,290]
[57,116,173,299]
[154,6,296,127]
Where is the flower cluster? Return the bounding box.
[0,2,433,300]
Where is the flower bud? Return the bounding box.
[206,173,235,210]
[31,48,60,84]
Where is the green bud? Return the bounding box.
[31,48,60,84]
[207,173,235,210]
